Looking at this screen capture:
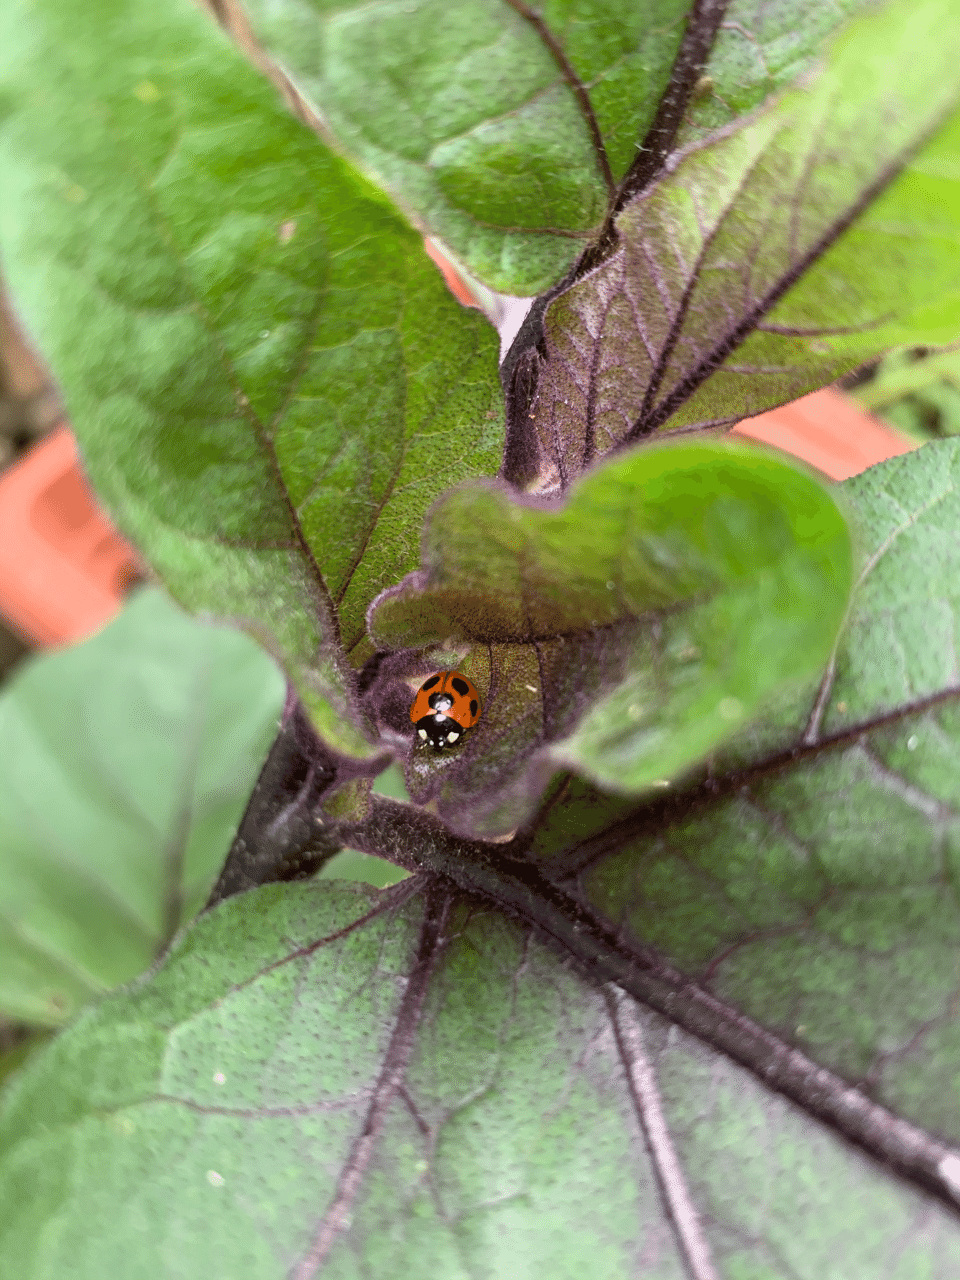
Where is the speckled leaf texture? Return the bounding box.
[5,881,960,1280]
[5,0,960,1267]
[519,0,960,491]
[548,439,960,1151]
[367,440,851,836]
[0,0,504,751]
[0,590,284,1027]
[236,0,867,295]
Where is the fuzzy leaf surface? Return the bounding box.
[3,880,960,1277]
[368,440,851,836]
[518,0,960,491]
[0,590,284,1026]
[0,0,504,748]
[237,0,865,295]
[553,439,960,1145]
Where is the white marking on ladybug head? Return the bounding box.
[447,731,460,744]
[418,729,428,740]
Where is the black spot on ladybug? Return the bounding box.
[469,698,478,717]
[451,677,470,696]
[421,674,441,691]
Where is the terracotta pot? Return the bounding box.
[731,387,915,480]
[0,426,140,647]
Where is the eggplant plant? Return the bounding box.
[2,0,960,1274]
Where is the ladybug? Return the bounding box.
[409,670,481,750]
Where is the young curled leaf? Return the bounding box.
[367,440,852,836]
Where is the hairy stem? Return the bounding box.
[615,0,729,210]
[207,700,341,907]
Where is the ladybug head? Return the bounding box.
[414,713,463,749]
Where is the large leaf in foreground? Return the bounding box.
[557,439,960,1145]
[515,0,960,490]
[236,0,865,295]
[0,0,503,746]
[3,880,960,1278]
[0,589,284,1026]
[368,439,850,835]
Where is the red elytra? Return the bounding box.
[409,670,481,749]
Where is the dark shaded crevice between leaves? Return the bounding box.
[207,699,344,906]
[289,886,452,1280]
[498,0,730,485]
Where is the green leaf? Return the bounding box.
[0,589,284,1026]
[853,348,960,413]
[0,0,504,751]
[568,438,960,1144]
[368,439,851,835]
[317,849,410,887]
[236,0,868,296]
[851,347,960,443]
[516,0,960,490]
[237,0,676,294]
[4,880,960,1276]
[678,0,867,142]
